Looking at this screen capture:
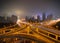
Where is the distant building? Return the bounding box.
[42,13,46,21]
[31,16,35,22]
[25,16,28,21]
[11,15,17,23]
[7,16,12,23]
[37,15,40,22]
[0,16,6,23]
[0,15,17,28]
[47,14,53,21]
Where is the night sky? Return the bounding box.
[0,0,60,19]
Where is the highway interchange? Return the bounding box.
[0,22,60,43]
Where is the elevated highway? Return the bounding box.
[0,23,60,43]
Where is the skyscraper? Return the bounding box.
[47,14,53,21]
[25,16,28,21]
[37,15,40,22]
[11,15,17,23]
[42,13,46,21]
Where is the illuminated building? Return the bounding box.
[47,14,53,21]
[42,13,46,21]
[37,15,40,22]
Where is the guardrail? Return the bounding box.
[34,27,60,42]
[0,23,29,35]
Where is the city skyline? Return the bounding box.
[0,0,60,43]
[0,0,60,19]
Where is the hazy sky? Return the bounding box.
[0,0,60,19]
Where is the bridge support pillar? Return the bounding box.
[27,26,30,34]
[3,30,5,34]
[56,35,58,40]
[48,33,50,37]
[32,41,35,43]
[36,28,38,32]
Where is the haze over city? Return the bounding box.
[0,0,60,19]
[0,0,60,43]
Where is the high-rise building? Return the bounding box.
[25,16,29,21]
[42,13,46,21]
[47,14,53,21]
[7,16,11,23]
[37,15,40,22]
[11,15,17,23]
[31,16,35,22]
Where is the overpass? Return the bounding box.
[0,23,60,43]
